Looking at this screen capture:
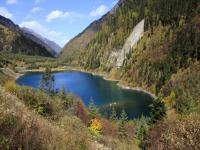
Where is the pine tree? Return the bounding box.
[150,97,166,124]
[39,67,55,96]
[109,106,117,121]
[118,109,128,138]
[88,97,98,119]
[135,115,149,141]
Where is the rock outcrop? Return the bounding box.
[109,19,145,67]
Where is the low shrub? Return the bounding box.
[88,118,102,137]
[4,81,19,95]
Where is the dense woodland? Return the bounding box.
[79,0,199,70]
[82,0,146,69]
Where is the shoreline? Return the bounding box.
[18,67,155,98]
[117,83,156,98]
[0,68,24,80]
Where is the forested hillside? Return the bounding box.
[60,0,200,148]
[0,15,53,57]
[61,0,146,67]
[61,0,199,95]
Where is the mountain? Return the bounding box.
[60,0,146,66]
[59,0,126,64]
[60,0,200,148]
[0,15,53,57]
[22,27,61,57]
[60,0,199,87]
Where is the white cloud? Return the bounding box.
[26,7,42,19]
[46,10,69,22]
[19,21,68,46]
[0,7,13,19]
[31,7,42,13]
[90,4,109,17]
[6,0,17,5]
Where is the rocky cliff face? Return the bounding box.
[109,19,145,67]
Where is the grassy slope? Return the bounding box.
[0,86,92,150]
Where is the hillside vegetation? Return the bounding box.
[0,85,92,150]
[0,15,53,57]
[0,0,200,149]
[59,0,200,149]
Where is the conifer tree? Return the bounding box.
[109,106,117,121]
[118,109,128,138]
[150,97,166,124]
[88,97,98,119]
[135,115,149,141]
[39,67,55,96]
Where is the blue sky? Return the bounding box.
[0,0,118,47]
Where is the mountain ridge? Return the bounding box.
[0,15,59,57]
[21,27,61,57]
[59,0,126,63]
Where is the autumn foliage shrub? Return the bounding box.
[88,118,102,137]
[100,118,118,138]
[74,100,89,125]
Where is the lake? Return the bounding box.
[16,71,154,119]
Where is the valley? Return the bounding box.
[0,0,200,149]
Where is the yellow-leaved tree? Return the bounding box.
[88,118,102,137]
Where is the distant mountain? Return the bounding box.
[21,27,61,57]
[0,15,54,57]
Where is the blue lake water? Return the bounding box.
[16,71,154,119]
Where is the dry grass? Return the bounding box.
[143,113,200,150]
[0,86,92,150]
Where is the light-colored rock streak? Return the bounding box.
[115,19,144,67]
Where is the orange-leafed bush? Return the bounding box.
[101,118,118,138]
[74,100,89,125]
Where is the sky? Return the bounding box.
[0,0,118,47]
